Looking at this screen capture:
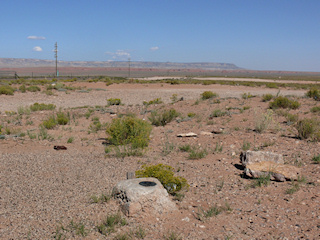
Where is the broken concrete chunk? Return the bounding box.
[211,127,224,134]
[245,161,301,181]
[53,145,67,150]
[240,150,284,167]
[112,177,177,217]
[177,132,197,137]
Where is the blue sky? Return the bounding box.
[1,0,319,71]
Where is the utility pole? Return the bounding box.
[54,42,58,77]
[128,57,131,79]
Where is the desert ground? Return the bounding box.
[1,79,320,239]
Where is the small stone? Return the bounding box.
[200,131,212,136]
[182,217,190,222]
[177,132,197,137]
[211,128,223,134]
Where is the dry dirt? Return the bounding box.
[1,82,320,239]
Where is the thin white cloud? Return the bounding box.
[106,50,131,60]
[33,46,43,52]
[150,46,159,51]
[27,36,46,40]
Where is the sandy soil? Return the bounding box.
[141,76,320,85]
[0,82,307,112]
[1,82,320,239]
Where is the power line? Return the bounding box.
[54,42,58,77]
[128,57,131,78]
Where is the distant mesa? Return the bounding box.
[0,58,240,70]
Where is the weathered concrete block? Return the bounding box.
[244,161,301,182]
[112,177,177,217]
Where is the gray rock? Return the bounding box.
[112,177,177,216]
[240,150,284,167]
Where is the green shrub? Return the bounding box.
[17,106,30,115]
[285,182,300,194]
[26,86,41,92]
[255,109,275,133]
[19,85,26,93]
[163,231,182,240]
[51,82,66,90]
[312,154,320,164]
[30,103,56,111]
[44,90,54,95]
[179,144,207,159]
[265,83,279,89]
[89,121,102,133]
[56,112,69,125]
[290,100,301,110]
[42,115,57,129]
[161,138,175,156]
[188,148,208,159]
[310,106,320,113]
[306,88,320,101]
[135,164,189,195]
[135,226,147,239]
[170,94,178,103]
[262,94,274,102]
[187,112,196,118]
[242,92,254,99]
[201,91,218,100]
[143,98,163,106]
[148,109,179,126]
[214,142,223,153]
[106,116,152,149]
[295,118,320,141]
[96,212,127,235]
[41,112,69,129]
[90,193,111,204]
[0,85,14,95]
[269,96,300,109]
[54,220,88,239]
[242,141,251,151]
[179,144,192,152]
[210,109,227,118]
[285,113,298,124]
[107,98,121,105]
[251,173,271,188]
[195,202,232,222]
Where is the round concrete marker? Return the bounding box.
[112,177,177,216]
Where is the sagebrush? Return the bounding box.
[135,164,189,195]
